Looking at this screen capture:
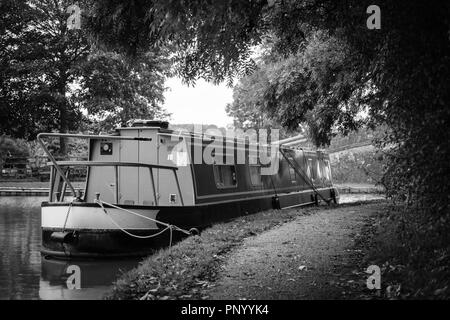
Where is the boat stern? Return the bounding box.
[41,202,162,258]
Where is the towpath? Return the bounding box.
[207,202,382,299]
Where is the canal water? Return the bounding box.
[0,197,142,300]
[338,193,384,204]
[0,194,384,300]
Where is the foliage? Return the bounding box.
[0,135,30,172]
[227,31,365,144]
[225,66,274,131]
[88,0,450,217]
[362,205,450,299]
[0,135,30,165]
[224,63,297,141]
[0,0,170,151]
[368,2,450,217]
[30,136,89,159]
[0,0,88,141]
[88,3,450,298]
[77,50,170,132]
[330,148,384,185]
[86,0,268,86]
[327,126,386,151]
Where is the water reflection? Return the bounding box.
[339,193,384,204]
[0,197,141,300]
[39,257,141,300]
[0,197,42,299]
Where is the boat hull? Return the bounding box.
[41,188,338,258]
[41,203,165,258]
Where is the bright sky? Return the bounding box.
[163,77,234,128]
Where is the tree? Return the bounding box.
[227,31,364,145]
[84,0,450,298]
[0,0,170,154]
[225,67,273,130]
[87,0,450,216]
[0,0,90,153]
[77,50,170,132]
[0,135,30,168]
[86,0,268,85]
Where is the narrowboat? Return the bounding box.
[39,120,339,258]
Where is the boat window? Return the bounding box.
[316,161,322,179]
[167,140,189,166]
[307,158,314,179]
[323,160,331,181]
[249,165,262,186]
[289,167,297,184]
[167,148,188,166]
[213,165,237,188]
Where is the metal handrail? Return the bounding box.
[47,161,183,206]
[160,131,282,149]
[37,133,154,197]
[37,132,152,141]
[49,161,178,171]
[36,133,185,206]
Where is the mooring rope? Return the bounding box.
[94,199,191,246]
[62,201,73,232]
[61,201,74,257]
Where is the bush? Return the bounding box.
[330,147,384,185]
[0,135,30,166]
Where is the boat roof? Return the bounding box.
[115,120,326,154]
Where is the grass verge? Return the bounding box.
[346,204,450,299]
[106,207,315,300]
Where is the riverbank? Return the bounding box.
[107,200,386,300]
[0,181,84,196]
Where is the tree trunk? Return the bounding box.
[59,103,68,156]
[57,74,69,156]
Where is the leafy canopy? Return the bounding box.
[87,0,269,85]
[227,31,367,145]
[87,0,450,216]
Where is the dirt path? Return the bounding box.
[207,203,382,299]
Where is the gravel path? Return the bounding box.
[208,203,382,299]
